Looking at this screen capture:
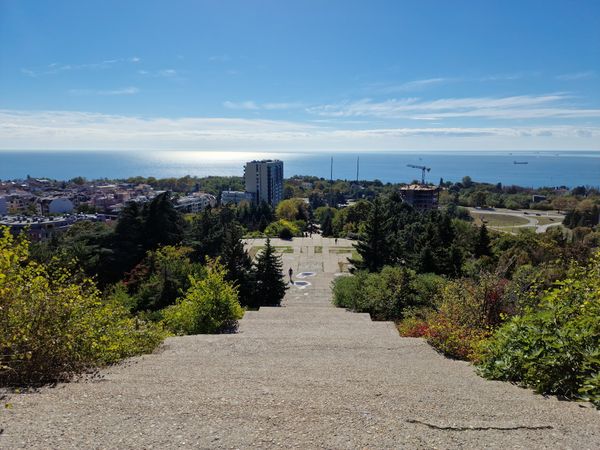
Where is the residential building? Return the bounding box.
[221,190,254,206]
[175,193,217,213]
[39,197,74,215]
[244,159,284,207]
[0,214,108,241]
[0,197,7,216]
[399,184,439,210]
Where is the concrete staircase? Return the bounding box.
[2,238,599,449]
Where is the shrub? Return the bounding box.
[477,253,600,407]
[426,315,489,361]
[421,274,508,360]
[162,259,243,335]
[331,274,363,310]
[0,228,165,385]
[332,267,421,321]
[264,219,300,239]
[397,317,430,337]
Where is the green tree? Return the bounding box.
[162,259,243,334]
[474,224,492,258]
[221,224,255,307]
[124,246,203,313]
[321,213,334,236]
[253,238,287,306]
[350,198,390,272]
[143,192,185,249]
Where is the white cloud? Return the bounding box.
[21,57,142,76]
[223,101,259,110]
[224,100,303,110]
[137,69,181,79]
[556,71,596,81]
[20,68,36,77]
[0,109,599,151]
[68,87,140,96]
[369,78,449,94]
[209,54,231,63]
[158,69,177,77]
[307,93,600,120]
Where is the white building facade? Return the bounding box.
[244,160,284,207]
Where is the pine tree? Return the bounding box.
[253,238,287,306]
[221,224,254,307]
[474,224,492,257]
[350,198,390,272]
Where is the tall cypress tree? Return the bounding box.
[350,197,390,272]
[253,238,287,307]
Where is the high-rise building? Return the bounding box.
[244,159,284,207]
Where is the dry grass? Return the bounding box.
[471,212,530,227]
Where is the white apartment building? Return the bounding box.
[244,160,284,207]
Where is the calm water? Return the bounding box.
[1,150,600,188]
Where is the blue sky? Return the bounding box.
[1,0,599,151]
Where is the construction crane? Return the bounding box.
[406,164,431,184]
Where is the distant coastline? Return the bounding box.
[1,150,600,188]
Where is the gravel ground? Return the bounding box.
[1,238,599,449]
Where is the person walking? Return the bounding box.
[288,267,293,284]
[334,237,338,245]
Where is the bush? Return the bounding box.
[0,228,165,385]
[264,219,300,239]
[426,315,489,361]
[332,266,421,321]
[477,253,600,407]
[397,317,430,337]
[416,275,508,360]
[162,259,243,335]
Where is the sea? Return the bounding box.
[1,150,600,188]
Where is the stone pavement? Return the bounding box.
[1,237,599,449]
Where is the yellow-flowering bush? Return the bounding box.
[0,228,166,384]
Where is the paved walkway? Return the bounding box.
[2,237,599,448]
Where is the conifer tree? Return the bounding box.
[350,197,390,272]
[474,224,492,258]
[221,224,254,307]
[253,238,287,306]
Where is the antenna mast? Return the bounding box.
[330,156,333,183]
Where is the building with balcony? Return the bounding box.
[244,159,284,207]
